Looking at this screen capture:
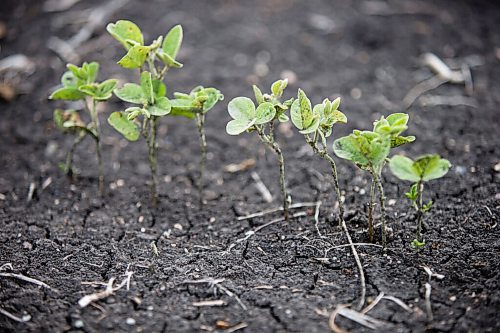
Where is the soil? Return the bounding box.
[1,0,499,332]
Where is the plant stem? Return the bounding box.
[146,116,159,206]
[89,98,104,196]
[416,180,424,242]
[305,136,344,227]
[368,179,375,242]
[195,113,206,205]
[372,171,387,248]
[64,132,85,178]
[256,125,289,220]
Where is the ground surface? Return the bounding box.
[0,0,499,332]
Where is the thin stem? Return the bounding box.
[416,180,424,242]
[64,132,86,178]
[256,125,289,220]
[146,116,159,206]
[305,136,344,227]
[372,171,387,248]
[368,179,375,242]
[196,113,206,205]
[89,98,104,196]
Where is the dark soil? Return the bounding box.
[1,0,499,332]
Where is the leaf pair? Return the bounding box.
[50,62,116,101]
[253,79,292,122]
[226,97,276,135]
[389,154,451,182]
[107,20,183,69]
[333,130,390,170]
[373,113,415,148]
[291,89,347,136]
[170,86,224,119]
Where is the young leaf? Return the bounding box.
[226,118,256,135]
[61,71,79,88]
[153,79,167,98]
[253,85,264,104]
[389,155,420,182]
[162,24,183,60]
[255,102,276,124]
[271,79,288,98]
[140,71,154,104]
[114,83,145,104]
[411,239,425,248]
[201,88,224,112]
[148,96,171,116]
[405,183,418,201]
[108,111,141,141]
[106,20,144,50]
[413,155,451,181]
[49,87,84,100]
[156,49,183,68]
[124,107,144,120]
[290,89,313,130]
[117,45,150,69]
[96,79,118,100]
[227,97,255,121]
[391,135,415,148]
[333,131,390,169]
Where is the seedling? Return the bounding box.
[106,20,222,205]
[290,89,347,226]
[333,113,415,246]
[49,61,117,194]
[226,79,293,218]
[169,86,224,201]
[389,154,451,247]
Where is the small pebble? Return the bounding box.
[74,320,84,328]
[126,318,136,325]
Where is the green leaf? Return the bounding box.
[49,87,84,100]
[156,49,183,68]
[148,96,171,116]
[331,97,341,111]
[333,131,390,169]
[374,113,410,137]
[61,71,78,88]
[391,135,415,148]
[124,107,144,120]
[162,24,183,60]
[114,83,145,104]
[278,113,289,122]
[108,111,141,141]
[405,183,418,201]
[106,20,144,49]
[413,155,451,181]
[201,88,223,112]
[299,116,320,134]
[291,89,313,130]
[254,102,276,124]
[117,45,150,69]
[96,79,118,100]
[226,118,256,135]
[140,71,154,104]
[153,79,166,98]
[422,200,433,212]
[253,85,264,104]
[228,97,255,121]
[389,155,421,182]
[271,79,288,97]
[83,62,99,84]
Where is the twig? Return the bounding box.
[0,307,30,323]
[193,300,226,307]
[251,171,273,203]
[0,272,53,290]
[228,212,307,252]
[382,295,413,313]
[361,292,385,314]
[329,305,384,332]
[324,243,382,256]
[420,265,444,321]
[418,95,477,108]
[236,202,319,220]
[314,201,323,237]
[182,278,247,311]
[224,322,248,333]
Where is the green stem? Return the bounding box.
[256,125,289,220]
[368,179,375,242]
[146,116,159,206]
[89,98,104,196]
[196,113,206,205]
[416,180,424,242]
[372,171,387,248]
[64,132,86,178]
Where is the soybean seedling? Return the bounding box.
[169,86,223,202]
[226,79,293,219]
[290,89,347,226]
[333,113,415,246]
[389,154,451,248]
[50,61,117,194]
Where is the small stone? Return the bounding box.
[494,162,500,172]
[126,318,136,325]
[450,295,457,301]
[388,199,396,206]
[22,241,32,250]
[74,320,84,328]
[116,179,125,187]
[174,223,183,230]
